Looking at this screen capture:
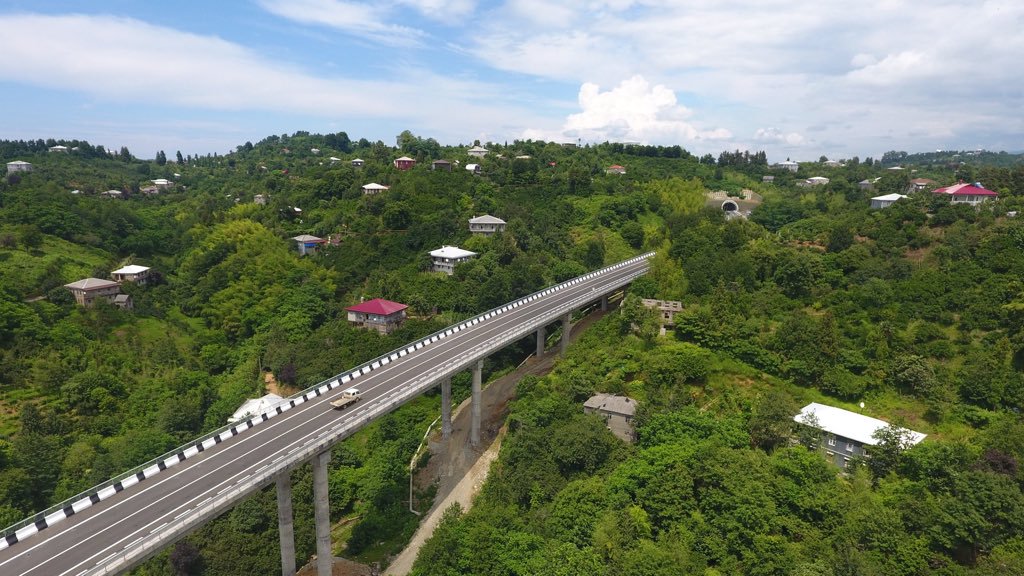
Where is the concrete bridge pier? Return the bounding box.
[312,451,332,576]
[536,326,545,357]
[471,360,483,447]
[276,474,296,576]
[560,313,572,354]
[601,294,608,312]
[441,378,452,440]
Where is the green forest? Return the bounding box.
[2,134,1024,575]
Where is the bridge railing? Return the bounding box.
[1,252,654,547]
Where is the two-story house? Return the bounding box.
[468,215,506,235]
[430,245,477,275]
[641,299,683,326]
[467,145,489,158]
[292,234,326,256]
[794,403,926,469]
[394,156,416,170]
[584,394,638,442]
[345,298,408,335]
[6,160,33,173]
[64,278,123,307]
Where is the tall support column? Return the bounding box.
[536,326,546,357]
[276,474,296,576]
[312,451,332,576]
[441,378,452,440]
[560,313,572,354]
[600,294,608,312]
[471,360,483,447]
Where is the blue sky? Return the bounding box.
[1,1,1021,162]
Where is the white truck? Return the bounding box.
[330,387,361,410]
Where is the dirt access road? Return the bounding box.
[383,307,610,575]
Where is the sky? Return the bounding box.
[0,1,1021,162]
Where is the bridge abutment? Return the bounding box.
[276,473,296,576]
[313,451,332,576]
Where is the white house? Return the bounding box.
[794,403,926,470]
[805,176,830,186]
[430,245,477,275]
[351,158,365,168]
[467,145,489,158]
[822,159,842,167]
[870,193,908,209]
[6,160,32,173]
[777,160,799,172]
[151,178,173,189]
[361,182,390,195]
[111,264,152,284]
[49,145,68,153]
[466,163,481,174]
[468,215,506,235]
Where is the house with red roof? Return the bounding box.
[932,182,998,206]
[345,298,408,334]
[606,165,626,175]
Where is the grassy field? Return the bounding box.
[0,229,113,297]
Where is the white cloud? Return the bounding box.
[257,0,428,47]
[0,13,571,155]
[394,0,477,19]
[754,128,806,147]
[0,13,402,114]
[524,75,731,144]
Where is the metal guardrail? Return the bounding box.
[1,252,654,548]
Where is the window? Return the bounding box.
[846,442,855,452]
[842,457,850,468]
[827,436,836,447]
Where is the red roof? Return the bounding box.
[932,182,998,196]
[345,298,408,315]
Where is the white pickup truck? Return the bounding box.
[330,387,361,410]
